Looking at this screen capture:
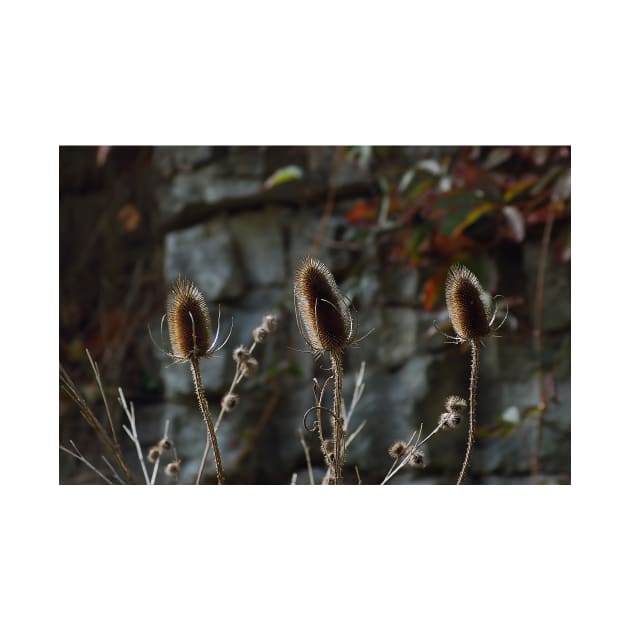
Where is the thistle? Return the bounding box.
[294,257,354,484]
[444,264,492,485]
[166,277,227,485]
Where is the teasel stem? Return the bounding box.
[329,348,345,485]
[190,357,225,485]
[457,340,480,485]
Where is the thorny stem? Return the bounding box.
[532,210,555,480]
[329,349,345,485]
[457,340,480,485]
[197,341,257,483]
[190,358,225,485]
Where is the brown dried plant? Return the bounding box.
[294,257,355,484]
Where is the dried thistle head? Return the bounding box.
[239,356,259,378]
[388,440,408,458]
[166,277,212,360]
[221,392,239,412]
[148,446,162,463]
[446,395,467,413]
[158,437,173,451]
[294,257,353,354]
[165,459,181,477]
[232,345,251,364]
[252,326,268,344]
[440,411,462,431]
[409,449,425,468]
[445,265,491,342]
[262,314,278,334]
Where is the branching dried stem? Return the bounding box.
[196,340,258,483]
[60,440,113,485]
[191,357,225,485]
[59,363,134,483]
[150,419,171,485]
[119,387,151,485]
[457,340,480,485]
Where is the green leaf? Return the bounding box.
[263,165,304,190]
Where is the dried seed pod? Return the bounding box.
[158,438,173,451]
[232,345,251,364]
[440,411,462,431]
[165,460,181,477]
[409,449,425,468]
[262,314,278,334]
[445,265,491,342]
[294,257,353,353]
[239,356,259,378]
[148,446,162,463]
[252,326,268,344]
[221,392,239,412]
[446,395,467,413]
[388,440,408,458]
[166,277,212,359]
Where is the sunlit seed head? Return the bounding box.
[445,264,491,342]
[294,257,353,353]
[166,277,212,359]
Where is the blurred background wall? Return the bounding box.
[59,146,570,484]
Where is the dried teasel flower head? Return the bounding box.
[294,257,354,354]
[445,265,491,342]
[409,449,425,468]
[158,437,173,451]
[440,411,462,431]
[166,277,212,360]
[239,356,259,378]
[165,459,181,477]
[221,392,239,413]
[232,345,251,364]
[252,326,268,344]
[446,395,467,413]
[262,314,278,334]
[388,440,408,458]
[148,446,162,463]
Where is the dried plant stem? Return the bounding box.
[191,357,225,485]
[329,349,345,485]
[60,364,134,483]
[119,388,151,485]
[85,349,118,447]
[457,340,480,485]
[60,441,113,484]
[150,419,170,485]
[532,210,555,480]
[299,430,315,485]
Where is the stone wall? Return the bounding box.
[141,147,570,484]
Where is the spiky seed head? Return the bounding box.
[221,392,239,412]
[388,440,408,458]
[232,345,251,364]
[158,438,173,451]
[262,314,278,334]
[446,395,467,412]
[239,356,259,378]
[440,411,462,431]
[294,257,353,353]
[445,265,491,342]
[409,449,425,468]
[253,326,268,344]
[165,460,181,477]
[166,277,212,359]
[148,446,162,463]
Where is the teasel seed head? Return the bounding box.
[445,264,491,342]
[165,459,181,477]
[253,326,268,344]
[446,395,467,413]
[166,277,212,360]
[262,314,278,334]
[239,356,259,378]
[294,257,353,354]
[221,392,239,412]
[388,440,408,458]
[409,449,425,468]
[148,446,162,463]
[232,345,251,364]
[440,411,462,431]
[158,437,173,451]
